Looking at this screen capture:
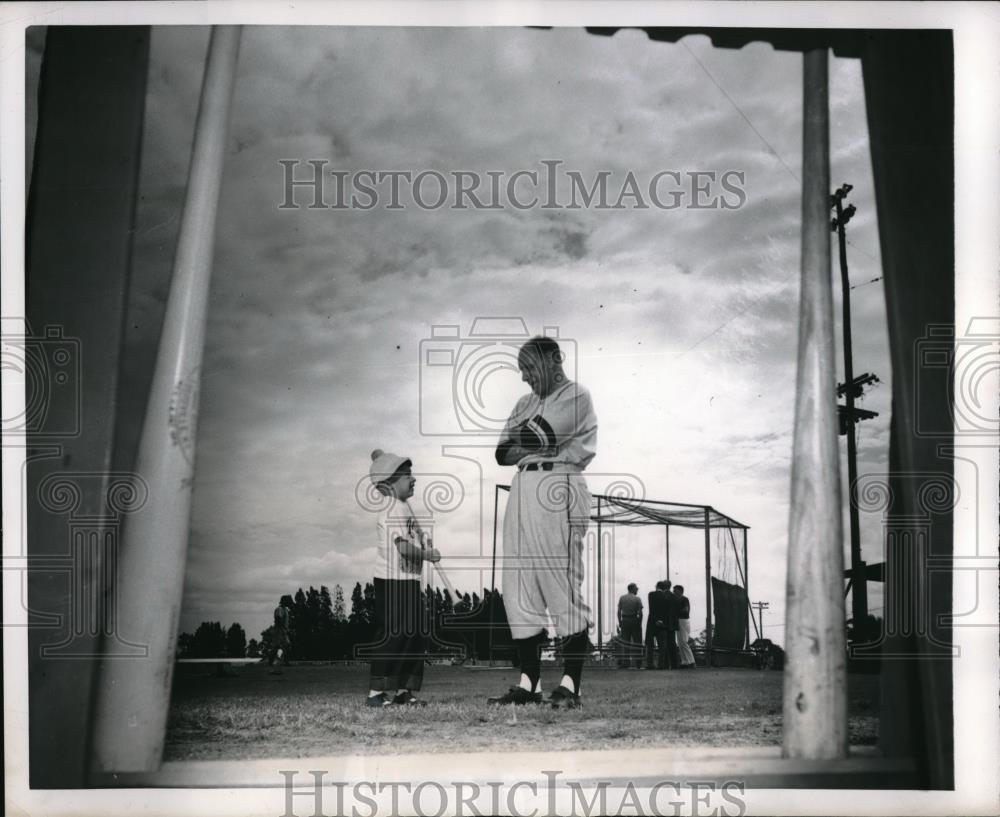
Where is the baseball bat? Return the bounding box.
[92,26,242,774]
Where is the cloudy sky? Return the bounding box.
[31,25,892,645]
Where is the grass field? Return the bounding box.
[165,663,879,761]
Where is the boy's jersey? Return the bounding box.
[374,497,424,580]
[500,380,597,469]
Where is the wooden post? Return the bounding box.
[91,26,241,773]
[665,525,670,581]
[782,47,848,760]
[596,496,603,653]
[488,484,499,665]
[703,507,712,664]
[743,528,750,649]
[834,194,869,628]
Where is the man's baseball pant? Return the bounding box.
[501,469,592,640]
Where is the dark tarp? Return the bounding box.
[711,577,749,651]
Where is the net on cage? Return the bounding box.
[580,494,749,649]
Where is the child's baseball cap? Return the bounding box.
[369,449,411,486]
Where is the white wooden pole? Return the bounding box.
[92,26,241,773]
[703,507,712,662]
[782,47,848,760]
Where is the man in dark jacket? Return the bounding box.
[644,586,659,669]
[662,580,682,669]
[648,581,677,669]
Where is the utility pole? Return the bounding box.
[751,601,769,639]
[831,184,878,633]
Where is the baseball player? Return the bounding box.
[366,449,441,707]
[488,336,597,709]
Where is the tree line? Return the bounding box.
[176,582,515,662]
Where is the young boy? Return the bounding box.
[366,448,441,707]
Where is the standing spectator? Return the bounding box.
[616,583,644,669]
[268,594,293,667]
[644,585,658,669]
[647,581,672,669]
[673,584,696,668]
[662,580,682,669]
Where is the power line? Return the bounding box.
[850,275,883,290]
[681,40,800,182]
[672,42,884,360]
[680,40,881,267]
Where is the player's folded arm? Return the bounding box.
[393,535,423,561]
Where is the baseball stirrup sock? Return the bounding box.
[515,633,546,690]
[561,630,589,692]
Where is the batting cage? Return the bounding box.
[488,487,757,665]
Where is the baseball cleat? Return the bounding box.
[392,690,428,707]
[487,686,543,705]
[547,685,581,709]
[366,692,392,708]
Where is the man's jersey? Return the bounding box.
[374,497,425,580]
[618,593,643,620]
[500,380,597,469]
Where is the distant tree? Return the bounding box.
[349,582,367,625]
[319,585,333,620]
[332,584,347,623]
[246,638,261,658]
[192,621,225,658]
[348,581,375,656]
[177,631,195,659]
[751,638,785,670]
[299,586,320,658]
[312,585,333,659]
[225,622,247,658]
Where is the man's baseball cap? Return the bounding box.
[369,449,411,486]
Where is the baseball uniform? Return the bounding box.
[500,379,597,640]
